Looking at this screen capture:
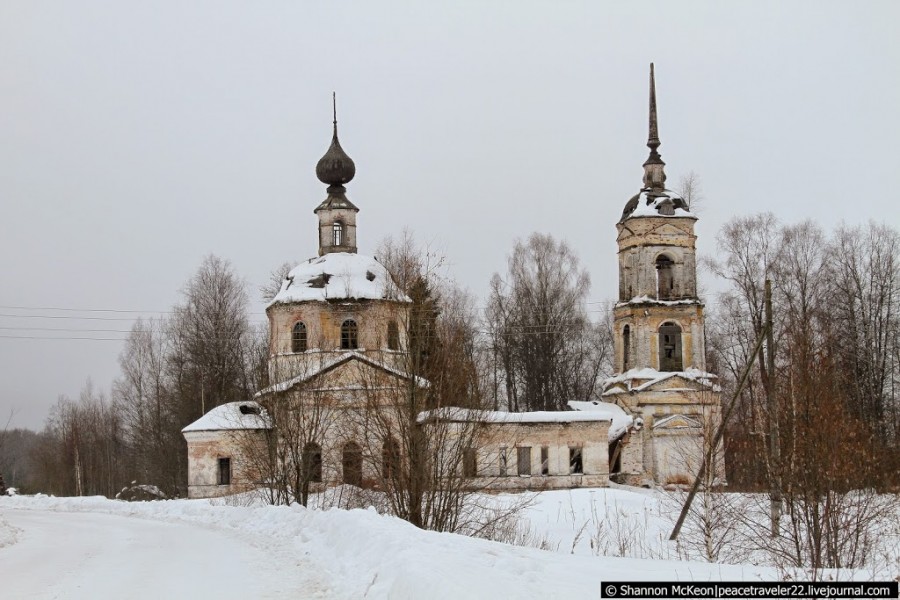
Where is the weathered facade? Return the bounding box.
[603,64,723,487]
[184,67,721,498]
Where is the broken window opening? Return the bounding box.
[341,319,358,350]
[387,320,400,350]
[342,441,363,486]
[463,448,477,478]
[382,438,400,480]
[332,221,343,247]
[540,447,549,476]
[292,321,308,353]
[218,457,231,485]
[302,442,323,483]
[658,322,683,372]
[623,325,631,371]
[569,447,583,474]
[499,447,508,477]
[517,446,532,476]
[656,255,675,299]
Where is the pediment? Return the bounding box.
[648,223,686,237]
[653,414,702,430]
[305,356,410,389]
[640,374,715,393]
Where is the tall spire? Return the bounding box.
[642,63,667,192]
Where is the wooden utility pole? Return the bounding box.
[764,279,781,536]
[670,323,768,541]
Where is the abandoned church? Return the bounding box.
[182,65,723,499]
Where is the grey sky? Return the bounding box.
[2,1,898,429]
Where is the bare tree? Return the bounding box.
[260,261,295,303]
[487,233,604,412]
[676,170,704,213]
[113,317,182,494]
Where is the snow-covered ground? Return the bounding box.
[1,487,893,599]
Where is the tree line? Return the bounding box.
[3,217,898,514]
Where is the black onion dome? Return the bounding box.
[316,124,356,186]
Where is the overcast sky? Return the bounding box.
[2,1,898,429]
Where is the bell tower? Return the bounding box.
[604,65,722,487]
[614,63,704,375]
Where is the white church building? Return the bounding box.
[183,67,721,498]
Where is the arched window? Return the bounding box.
[623,325,631,371]
[382,438,400,480]
[302,442,322,483]
[342,441,363,486]
[659,321,683,372]
[332,221,343,247]
[656,255,675,299]
[341,319,358,350]
[387,320,399,350]
[291,321,307,353]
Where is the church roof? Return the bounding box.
[315,94,356,188]
[620,189,694,222]
[181,401,270,433]
[567,400,636,441]
[267,252,411,306]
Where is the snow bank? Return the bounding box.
[0,513,19,548]
[0,491,791,599]
[268,253,410,306]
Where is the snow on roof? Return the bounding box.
[181,401,271,433]
[621,189,695,221]
[602,367,719,395]
[567,400,635,441]
[417,407,614,425]
[267,253,410,307]
[255,351,429,397]
[615,295,702,308]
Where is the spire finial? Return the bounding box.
[648,63,660,151]
[642,62,666,192]
[316,93,356,188]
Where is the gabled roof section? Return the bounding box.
[182,401,271,433]
[255,352,429,397]
[602,368,719,396]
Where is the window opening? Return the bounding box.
[387,321,400,350]
[499,447,508,477]
[569,447,583,474]
[656,255,675,299]
[382,438,400,480]
[218,457,231,485]
[302,442,322,483]
[658,322,683,371]
[623,325,631,371]
[540,447,549,475]
[342,442,363,486]
[463,448,477,478]
[292,321,307,353]
[332,221,343,247]
[341,319,358,350]
[517,446,532,476]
